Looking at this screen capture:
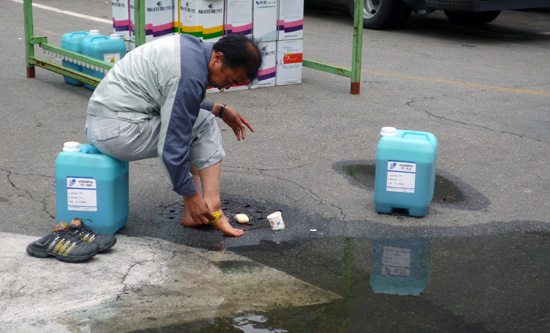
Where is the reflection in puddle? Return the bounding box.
[371,238,431,296]
[232,314,287,333]
[167,231,550,332]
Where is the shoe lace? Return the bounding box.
[56,229,83,244]
[80,219,98,234]
[73,218,98,237]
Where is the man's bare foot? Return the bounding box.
[211,213,244,237]
[182,212,244,237]
[182,215,202,227]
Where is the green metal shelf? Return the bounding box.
[23,0,147,87]
[24,0,363,93]
[303,0,364,94]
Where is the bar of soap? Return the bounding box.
[235,214,249,224]
[209,212,221,223]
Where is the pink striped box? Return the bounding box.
[224,0,253,38]
[252,0,278,42]
[112,0,131,50]
[129,0,175,49]
[277,0,303,40]
[250,41,276,89]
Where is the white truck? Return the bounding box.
[327,0,550,29]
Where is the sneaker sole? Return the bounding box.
[26,244,96,263]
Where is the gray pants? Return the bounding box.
[85,109,225,170]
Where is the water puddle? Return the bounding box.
[134,230,550,332]
[342,162,489,210]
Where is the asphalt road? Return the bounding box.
[1,1,549,331]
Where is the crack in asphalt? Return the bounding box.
[1,168,56,220]
[405,96,548,144]
[223,165,347,220]
[5,170,16,188]
[117,262,139,302]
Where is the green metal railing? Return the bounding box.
[24,0,363,94]
[22,0,148,87]
[303,0,364,94]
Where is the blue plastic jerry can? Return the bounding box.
[55,142,129,234]
[61,31,90,85]
[81,34,126,90]
[374,127,438,217]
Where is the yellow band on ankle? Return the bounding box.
[209,212,221,223]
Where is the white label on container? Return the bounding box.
[67,177,97,211]
[103,53,121,63]
[382,246,411,277]
[386,161,416,193]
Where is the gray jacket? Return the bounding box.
[87,34,215,197]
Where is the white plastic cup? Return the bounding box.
[267,211,285,231]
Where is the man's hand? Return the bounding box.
[184,193,216,224]
[214,103,254,141]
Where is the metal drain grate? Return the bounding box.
[161,200,273,231]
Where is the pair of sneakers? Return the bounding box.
[26,218,117,263]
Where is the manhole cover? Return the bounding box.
[161,200,273,231]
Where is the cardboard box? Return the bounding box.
[250,41,276,89]
[275,39,302,86]
[112,0,131,38]
[224,0,253,38]
[178,0,224,43]
[178,0,199,38]
[129,0,175,47]
[198,0,225,43]
[252,0,278,42]
[206,86,222,93]
[224,84,250,92]
[277,0,303,40]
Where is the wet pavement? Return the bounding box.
[177,231,550,332]
[5,223,549,332]
[2,1,550,332]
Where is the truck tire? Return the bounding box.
[444,10,501,25]
[348,0,411,30]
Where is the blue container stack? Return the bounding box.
[61,30,126,89]
[374,127,438,217]
[61,31,90,86]
[55,142,129,235]
[81,34,126,90]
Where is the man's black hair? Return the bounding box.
[213,34,263,82]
